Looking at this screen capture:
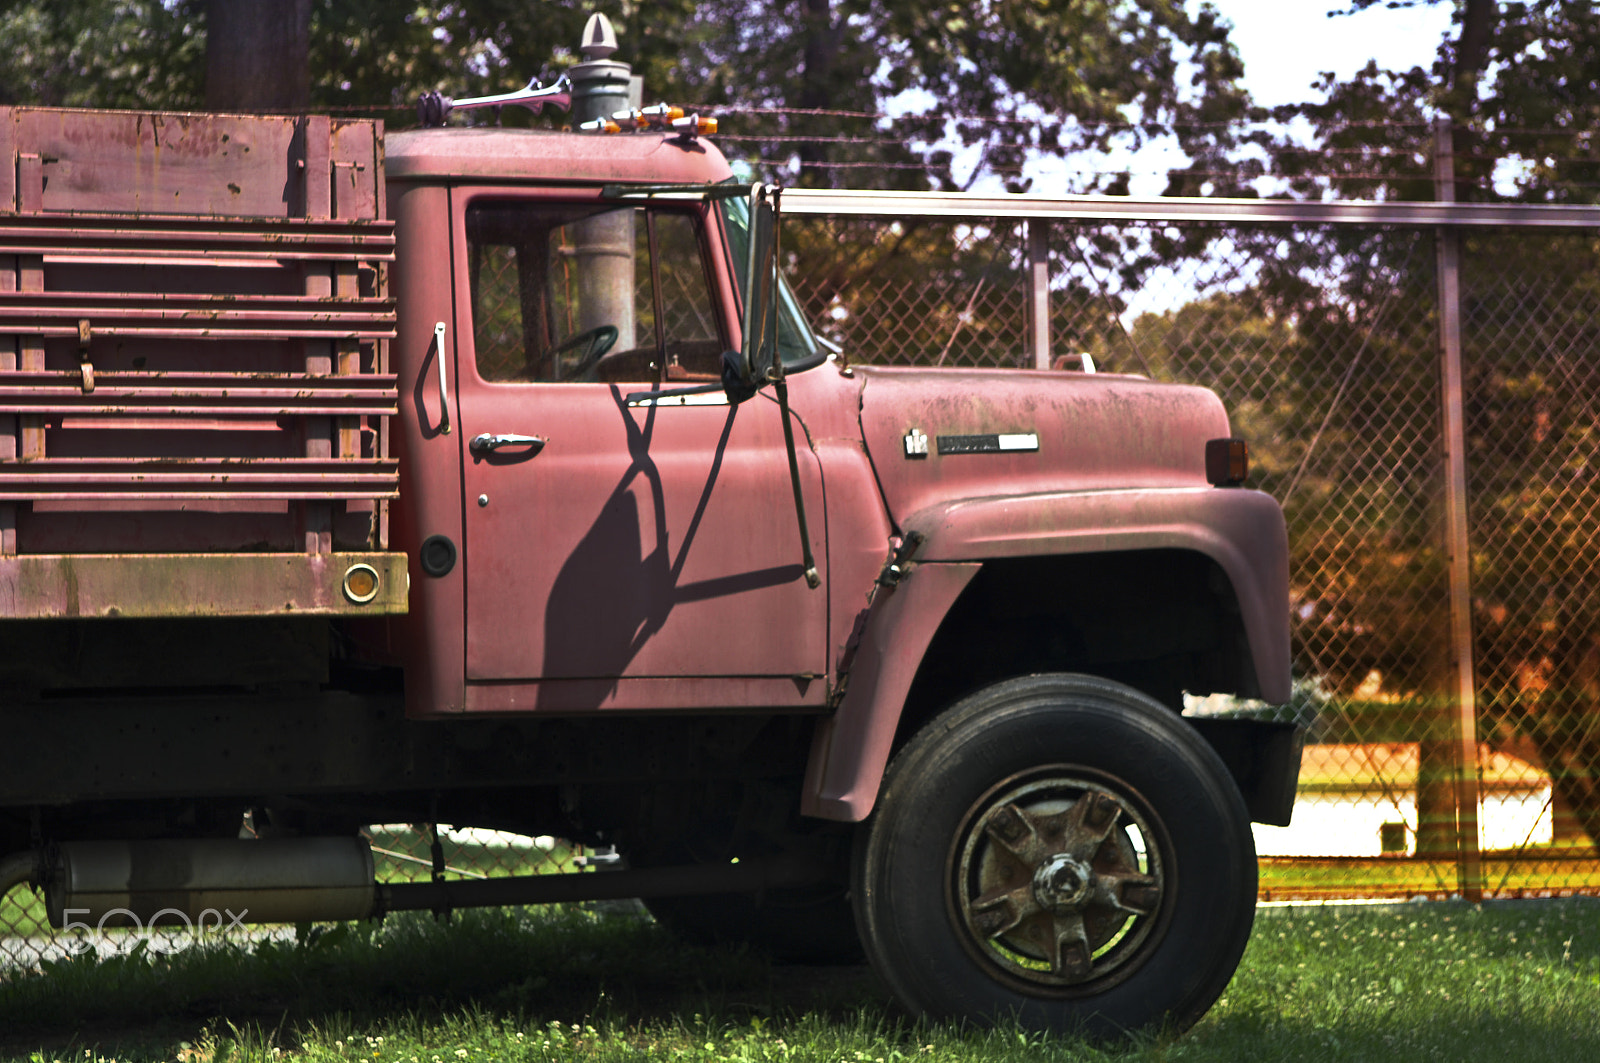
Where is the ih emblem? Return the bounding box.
[904,428,929,458]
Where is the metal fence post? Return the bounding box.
[1433,116,1485,900]
[1026,219,1050,369]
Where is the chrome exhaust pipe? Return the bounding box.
[48,838,375,929]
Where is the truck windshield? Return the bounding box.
[720,194,826,372]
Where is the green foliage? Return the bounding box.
[1231,1,1600,844]
[1259,1,1600,205]
[7,901,1600,1061]
[0,0,204,109]
[0,1,1256,192]
[676,0,1255,192]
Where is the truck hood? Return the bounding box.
[855,366,1233,527]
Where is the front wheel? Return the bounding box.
[852,674,1255,1038]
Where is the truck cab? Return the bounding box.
[382,128,844,719]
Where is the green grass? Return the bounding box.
[4,899,1600,1062]
[1259,851,1600,900]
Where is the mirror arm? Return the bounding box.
[772,375,821,590]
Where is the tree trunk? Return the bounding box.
[1525,632,1600,850]
[796,0,839,185]
[206,0,311,112]
[1415,738,1459,858]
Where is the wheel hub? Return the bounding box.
[955,774,1164,987]
[1032,853,1094,911]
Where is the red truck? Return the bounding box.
[0,23,1296,1038]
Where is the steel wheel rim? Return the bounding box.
[949,768,1170,992]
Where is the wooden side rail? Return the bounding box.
[0,371,400,418]
[0,457,400,501]
[0,213,395,262]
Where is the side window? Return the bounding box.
[638,213,722,379]
[466,202,721,384]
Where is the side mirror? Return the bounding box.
[732,184,780,394]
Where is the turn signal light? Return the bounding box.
[1205,438,1248,487]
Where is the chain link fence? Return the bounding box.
[785,201,1600,902]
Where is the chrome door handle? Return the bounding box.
[433,321,451,435]
[470,433,547,455]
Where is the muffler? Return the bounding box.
[44,837,832,929]
[48,838,375,928]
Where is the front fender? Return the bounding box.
[801,561,979,821]
[910,486,1290,701]
[802,486,1290,823]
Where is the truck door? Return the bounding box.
[449,191,828,713]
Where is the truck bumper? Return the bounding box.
[0,551,408,618]
[1186,716,1305,826]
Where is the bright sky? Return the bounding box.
[1206,0,1455,107]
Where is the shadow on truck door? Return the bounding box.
[539,394,808,707]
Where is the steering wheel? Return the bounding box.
[550,325,620,381]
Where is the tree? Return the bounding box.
[0,1,203,109]
[1260,0,1600,205]
[656,0,1254,192]
[206,0,310,112]
[0,2,1258,195]
[1237,0,1600,850]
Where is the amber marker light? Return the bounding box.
[343,562,381,604]
[1205,438,1248,487]
[673,115,717,135]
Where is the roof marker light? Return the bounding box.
[580,104,716,139]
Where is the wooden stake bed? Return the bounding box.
[0,107,402,617]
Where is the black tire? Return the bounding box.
[644,884,864,964]
[852,673,1256,1038]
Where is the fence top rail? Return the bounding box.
[780,189,1600,228]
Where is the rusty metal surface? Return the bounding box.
[0,292,396,340]
[857,366,1229,525]
[385,181,467,717]
[384,127,734,186]
[0,108,381,220]
[0,371,399,418]
[461,675,828,713]
[0,215,395,261]
[786,200,1600,901]
[0,458,398,501]
[450,184,828,698]
[902,486,1290,706]
[0,106,395,603]
[0,550,407,617]
[803,561,981,821]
